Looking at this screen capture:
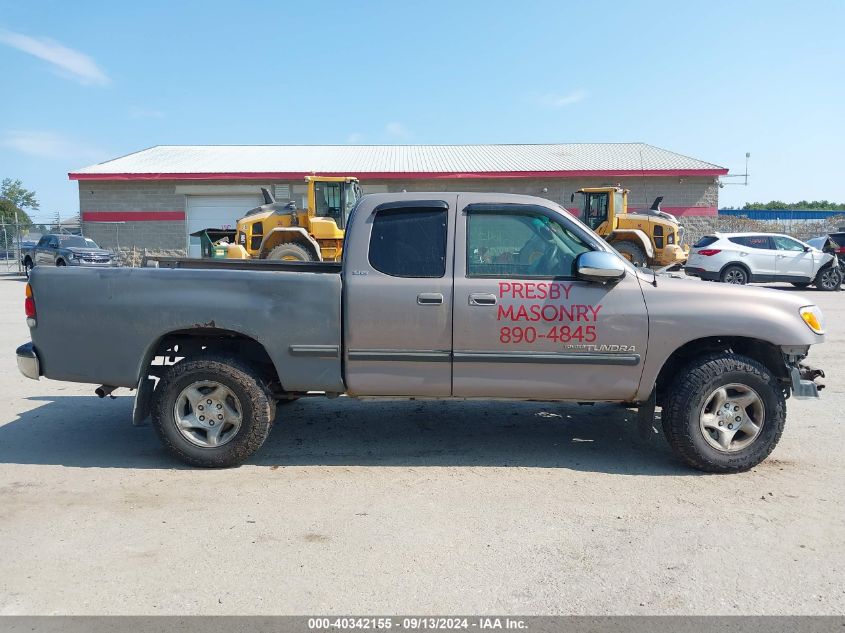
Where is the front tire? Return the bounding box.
[613,241,648,267]
[814,266,842,291]
[151,354,276,467]
[720,264,748,285]
[266,243,315,262]
[56,259,66,267]
[661,353,785,473]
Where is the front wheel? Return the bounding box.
[266,243,315,262]
[613,241,648,267]
[151,354,276,467]
[814,266,842,291]
[661,353,785,473]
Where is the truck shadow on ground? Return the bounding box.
[0,395,700,475]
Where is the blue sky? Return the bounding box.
[1,0,843,222]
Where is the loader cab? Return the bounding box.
[309,177,362,230]
[573,187,626,232]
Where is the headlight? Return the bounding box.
[799,305,825,334]
[66,252,75,260]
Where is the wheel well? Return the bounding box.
[260,230,320,260]
[655,336,787,406]
[719,261,750,278]
[142,328,284,396]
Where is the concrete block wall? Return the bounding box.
[79,176,720,256]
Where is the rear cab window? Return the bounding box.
[368,207,448,278]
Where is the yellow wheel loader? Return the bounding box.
[573,186,688,268]
[226,176,362,262]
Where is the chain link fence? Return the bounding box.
[0,218,28,275]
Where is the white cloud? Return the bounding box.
[346,132,364,143]
[0,28,109,86]
[534,89,588,109]
[1,130,106,161]
[385,121,411,139]
[129,106,165,119]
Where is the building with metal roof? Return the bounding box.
[70,143,727,259]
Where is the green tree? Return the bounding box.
[1,178,39,212]
[0,179,37,249]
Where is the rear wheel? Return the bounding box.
[23,258,33,278]
[151,354,276,467]
[661,353,785,473]
[720,264,748,285]
[613,241,648,267]
[266,243,315,262]
[814,266,842,291]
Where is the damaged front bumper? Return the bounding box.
[789,362,825,399]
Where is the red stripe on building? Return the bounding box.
[82,211,186,222]
[69,169,728,181]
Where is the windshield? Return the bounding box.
[59,236,98,248]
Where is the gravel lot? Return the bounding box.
[0,275,842,615]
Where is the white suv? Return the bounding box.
[684,232,842,290]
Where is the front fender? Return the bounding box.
[259,227,322,261]
[609,229,655,258]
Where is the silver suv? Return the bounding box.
[685,232,842,290]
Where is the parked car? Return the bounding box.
[22,234,114,277]
[17,193,825,473]
[684,232,841,290]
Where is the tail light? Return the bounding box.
[24,283,36,327]
[697,249,722,256]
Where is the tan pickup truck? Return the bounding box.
[17,193,826,472]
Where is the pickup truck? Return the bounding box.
[16,192,827,472]
[22,233,115,277]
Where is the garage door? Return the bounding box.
[185,195,261,258]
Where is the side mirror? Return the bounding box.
[570,193,575,203]
[575,251,626,284]
[803,245,811,252]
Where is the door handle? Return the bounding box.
[468,293,497,306]
[417,293,443,305]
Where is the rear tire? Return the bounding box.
[720,264,748,285]
[151,354,276,468]
[613,241,648,267]
[23,258,33,278]
[814,266,842,291]
[661,353,785,473]
[266,243,315,262]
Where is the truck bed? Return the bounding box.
[28,264,344,392]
